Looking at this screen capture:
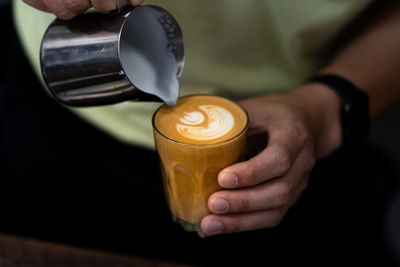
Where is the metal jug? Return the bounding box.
[40,5,184,107]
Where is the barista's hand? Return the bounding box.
[199,83,343,237]
[23,0,144,19]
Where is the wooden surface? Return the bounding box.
[0,234,191,267]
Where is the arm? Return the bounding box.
[300,0,400,159]
[321,0,400,120]
[200,1,400,236]
[22,0,144,19]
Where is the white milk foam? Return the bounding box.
[176,105,234,141]
[121,49,179,106]
[120,7,179,106]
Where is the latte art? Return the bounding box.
[176,105,234,141]
[153,95,249,231]
[180,111,205,125]
[154,95,248,145]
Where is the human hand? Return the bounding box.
[23,0,144,20]
[199,84,343,237]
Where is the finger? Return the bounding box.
[117,0,130,8]
[117,0,144,8]
[23,0,49,12]
[199,208,287,237]
[219,143,294,188]
[42,0,76,19]
[129,0,144,6]
[91,0,117,11]
[42,0,90,19]
[201,173,310,237]
[209,178,299,214]
[64,0,92,12]
[219,122,308,188]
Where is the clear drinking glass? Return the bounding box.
[152,95,248,231]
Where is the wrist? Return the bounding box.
[308,74,370,150]
[289,83,342,159]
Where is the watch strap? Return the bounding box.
[308,74,370,148]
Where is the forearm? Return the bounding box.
[290,1,400,159]
[321,0,400,119]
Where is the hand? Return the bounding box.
[199,84,342,237]
[23,0,144,20]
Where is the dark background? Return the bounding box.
[1,2,399,266]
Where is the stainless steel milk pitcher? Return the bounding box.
[40,5,185,107]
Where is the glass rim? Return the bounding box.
[152,94,249,147]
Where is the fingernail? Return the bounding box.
[219,173,238,188]
[205,220,223,235]
[210,198,229,213]
[197,231,206,238]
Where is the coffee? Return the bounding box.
[154,95,247,144]
[153,95,248,231]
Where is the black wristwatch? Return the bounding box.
[308,74,370,148]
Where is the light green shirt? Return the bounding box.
[13,0,373,149]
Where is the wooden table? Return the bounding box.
[0,234,191,267]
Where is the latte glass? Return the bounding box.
[152,95,248,231]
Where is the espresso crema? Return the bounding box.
[153,95,248,231]
[154,95,248,145]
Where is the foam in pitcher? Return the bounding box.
[120,6,180,106]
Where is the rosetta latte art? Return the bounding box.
[176,105,234,141]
